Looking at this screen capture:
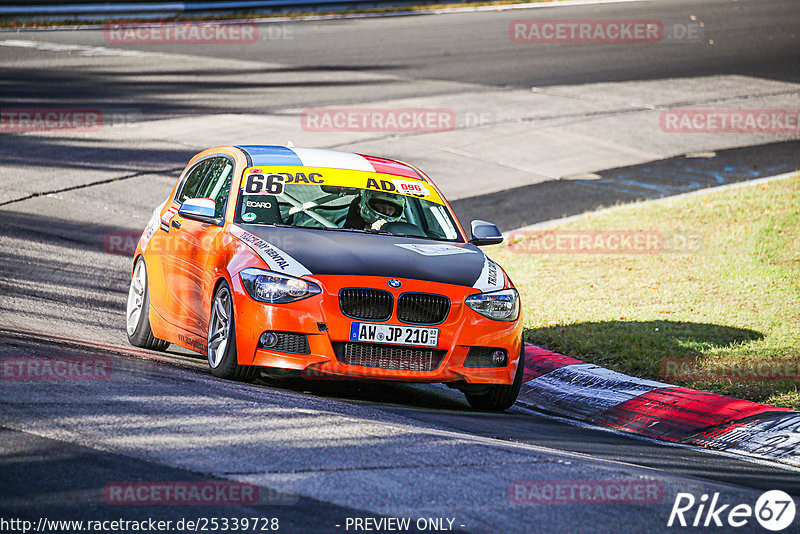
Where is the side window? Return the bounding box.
[197,157,234,218]
[175,157,234,219]
[175,160,212,204]
[421,204,458,240]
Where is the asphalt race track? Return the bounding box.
[1,0,800,532]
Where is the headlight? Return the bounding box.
[240,268,321,304]
[465,288,519,321]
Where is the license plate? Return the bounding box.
[349,322,439,347]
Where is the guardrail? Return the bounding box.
[0,0,415,20]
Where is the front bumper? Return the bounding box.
[231,274,523,385]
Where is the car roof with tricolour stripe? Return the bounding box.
[236,145,426,181]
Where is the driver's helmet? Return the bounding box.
[359,190,406,224]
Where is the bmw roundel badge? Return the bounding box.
[388,279,402,289]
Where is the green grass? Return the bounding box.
[490,175,800,409]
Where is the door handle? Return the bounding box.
[171,219,181,229]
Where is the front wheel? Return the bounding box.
[126,257,169,351]
[464,344,525,411]
[207,280,258,382]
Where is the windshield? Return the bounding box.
[235,166,462,241]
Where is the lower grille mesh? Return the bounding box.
[333,342,445,371]
[464,346,506,368]
[259,331,310,354]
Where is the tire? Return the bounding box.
[207,280,258,382]
[126,257,170,351]
[464,343,525,411]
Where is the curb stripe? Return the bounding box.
[523,345,583,381]
[685,413,789,449]
[686,413,800,464]
[519,363,667,419]
[519,343,800,466]
[588,386,791,442]
[726,417,800,464]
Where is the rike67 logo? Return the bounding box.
[668,490,796,531]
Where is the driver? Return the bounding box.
[344,190,406,230]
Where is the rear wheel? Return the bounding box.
[207,281,258,382]
[464,344,525,411]
[126,257,169,351]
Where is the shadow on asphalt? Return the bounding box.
[256,374,472,412]
[0,133,194,176]
[0,425,455,534]
[0,211,147,324]
[0,64,399,124]
[4,332,800,501]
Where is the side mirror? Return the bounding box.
[469,220,503,246]
[178,198,220,224]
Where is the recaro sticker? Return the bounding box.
[473,256,504,292]
[394,243,478,256]
[246,200,273,209]
[228,225,311,277]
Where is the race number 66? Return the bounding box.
[245,174,285,195]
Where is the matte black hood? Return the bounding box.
[239,225,487,287]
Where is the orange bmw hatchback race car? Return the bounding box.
[126,145,524,410]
